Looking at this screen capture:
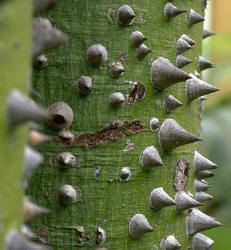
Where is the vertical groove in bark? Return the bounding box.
[30,0,202,249]
[0,0,31,246]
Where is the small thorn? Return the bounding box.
[140,146,163,170]
[136,44,151,59]
[5,229,50,250]
[109,92,125,108]
[119,167,131,182]
[186,208,222,236]
[186,76,219,103]
[175,191,202,213]
[166,95,182,113]
[149,117,160,132]
[23,197,50,223]
[96,227,106,245]
[189,9,205,27]
[196,170,214,180]
[176,55,192,68]
[164,2,187,21]
[180,34,196,46]
[75,76,92,96]
[158,119,200,150]
[203,29,216,39]
[29,129,50,147]
[35,54,48,68]
[116,5,136,26]
[164,235,182,250]
[150,187,176,209]
[130,31,147,48]
[56,152,76,169]
[56,184,77,206]
[24,146,44,180]
[198,56,215,72]
[194,151,217,173]
[86,44,107,66]
[192,233,214,250]
[195,191,213,202]
[150,57,191,91]
[194,179,210,192]
[109,62,125,78]
[176,38,192,54]
[129,214,153,239]
[21,225,36,240]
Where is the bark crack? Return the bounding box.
[57,119,145,148]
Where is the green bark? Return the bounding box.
[29,0,203,249]
[0,0,31,246]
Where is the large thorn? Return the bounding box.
[175,191,202,213]
[129,214,153,239]
[150,57,191,91]
[32,17,68,56]
[186,208,222,236]
[6,89,48,127]
[158,119,200,150]
[186,76,219,103]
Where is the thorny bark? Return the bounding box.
[29,0,203,249]
[1,0,206,249]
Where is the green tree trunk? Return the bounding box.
[0,0,31,246]
[29,0,203,249]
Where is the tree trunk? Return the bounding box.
[0,0,31,246]
[28,0,203,249]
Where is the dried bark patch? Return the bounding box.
[173,158,190,192]
[57,119,145,148]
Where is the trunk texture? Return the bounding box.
[29,0,203,249]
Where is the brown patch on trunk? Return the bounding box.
[128,82,146,104]
[75,225,85,246]
[57,119,145,148]
[37,226,49,244]
[173,158,190,192]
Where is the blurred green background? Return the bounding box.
[200,2,231,249]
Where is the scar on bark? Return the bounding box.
[57,119,145,148]
[173,158,190,192]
